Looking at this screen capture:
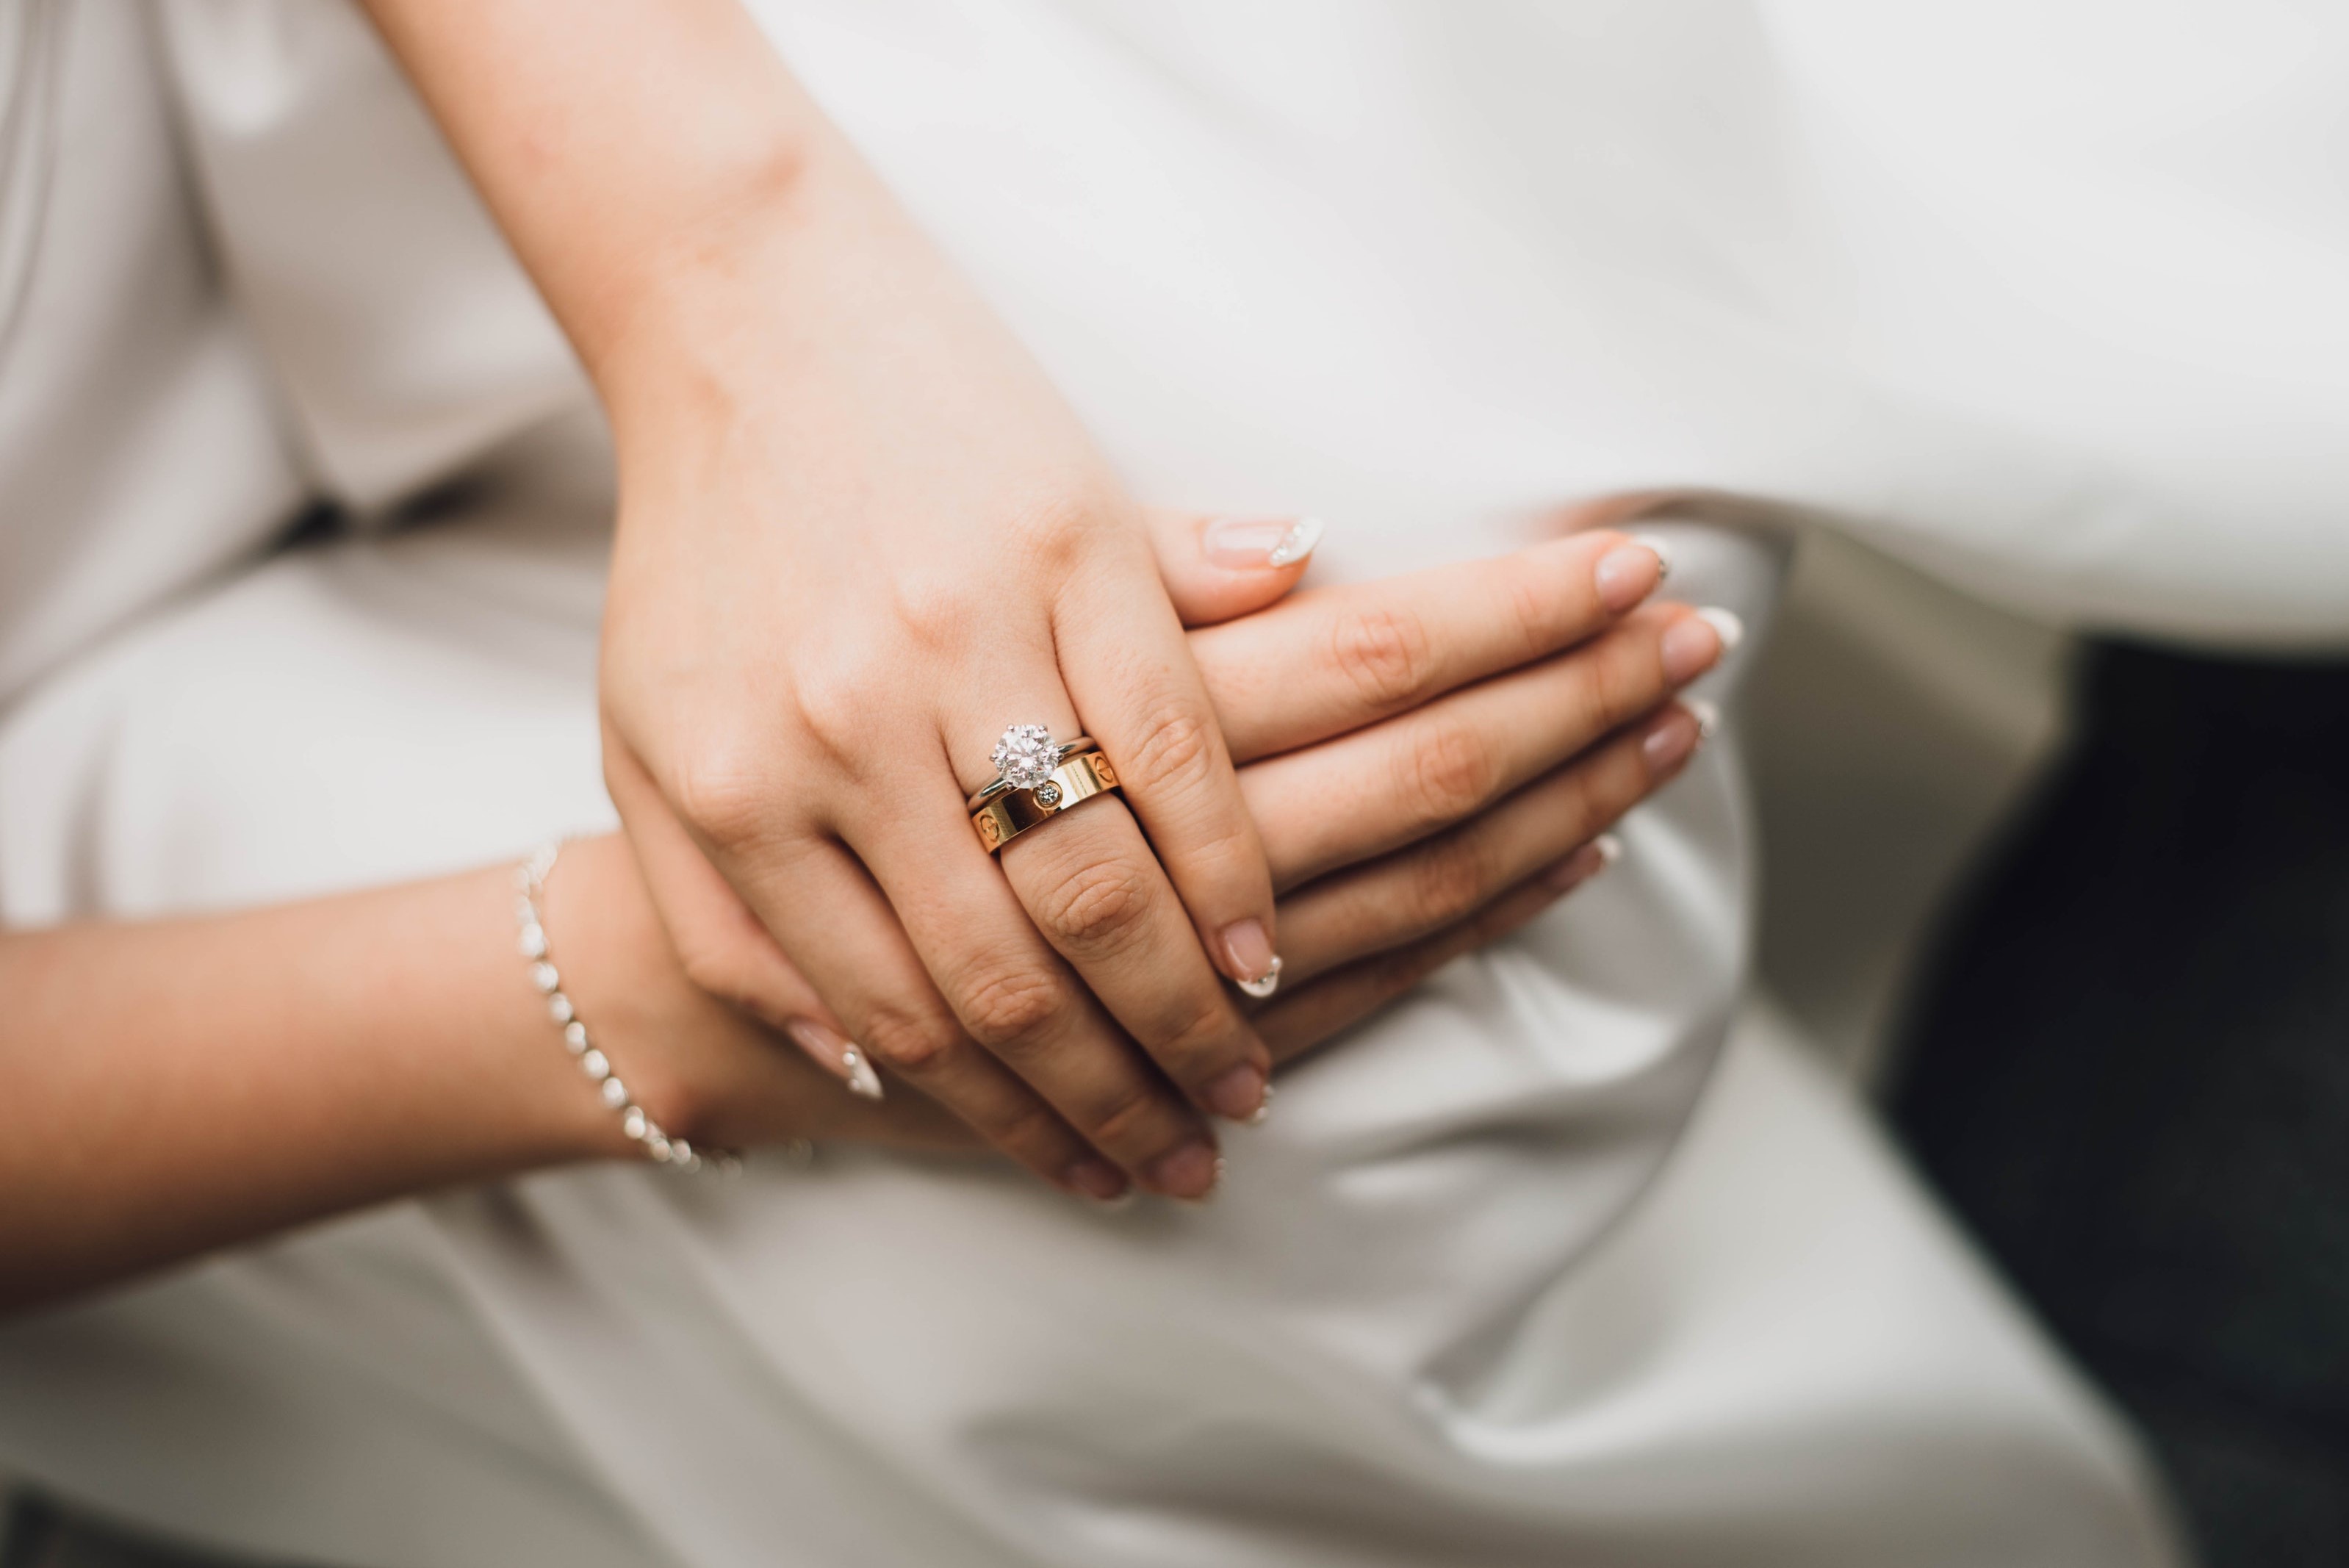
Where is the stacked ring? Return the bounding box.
[971,728,1121,854]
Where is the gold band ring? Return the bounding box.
[971,746,1120,854]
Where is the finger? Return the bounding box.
[1191,530,1671,763]
[660,766,1142,1202]
[1143,507,1325,627]
[1273,701,1704,986]
[604,730,878,1096]
[995,782,1274,1122]
[1054,532,1281,990]
[1255,853,1608,1067]
[1246,603,1724,891]
[841,752,1230,1198]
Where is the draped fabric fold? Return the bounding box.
[12,1,2334,1561]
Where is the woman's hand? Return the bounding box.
[359,0,1725,1203]
[587,526,1727,1175]
[366,0,1284,1204]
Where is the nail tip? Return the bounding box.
[1234,954,1284,1000]
[1266,516,1326,569]
[840,1047,886,1101]
[1630,531,1675,580]
[1594,832,1624,866]
[1686,697,1722,738]
[1696,605,1746,652]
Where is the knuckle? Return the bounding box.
[1552,763,1607,844]
[1501,572,1559,658]
[983,1096,1074,1162]
[1597,630,1668,729]
[1410,831,1498,929]
[1367,941,1442,1004]
[1146,991,1237,1073]
[1032,856,1158,957]
[788,653,893,769]
[957,964,1066,1046]
[676,938,752,1010]
[1004,484,1118,572]
[1087,1077,1176,1152]
[1122,705,1219,796]
[1330,605,1439,710]
[860,1007,962,1077]
[1402,719,1500,829]
[667,745,774,849]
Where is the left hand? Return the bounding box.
[607,522,1722,1170]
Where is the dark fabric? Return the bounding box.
[1,1495,307,1568]
[1891,639,2349,1568]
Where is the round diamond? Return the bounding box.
[1033,780,1062,808]
[992,724,1059,791]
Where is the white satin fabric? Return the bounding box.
[17,0,2349,1561]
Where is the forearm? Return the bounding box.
[359,1,841,386]
[360,0,1068,486]
[0,868,618,1313]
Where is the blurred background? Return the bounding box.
[1744,529,2349,1568]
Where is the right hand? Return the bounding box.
[566,527,1727,1178]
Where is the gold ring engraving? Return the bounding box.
[972,747,1120,854]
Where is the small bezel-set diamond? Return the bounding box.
[1033,780,1063,808]
[992,723,1060,791]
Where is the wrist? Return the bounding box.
[530,836,719,1155]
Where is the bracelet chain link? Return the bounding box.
[516,839,737,1175]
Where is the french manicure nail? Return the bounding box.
[1235,954,1282,999]
[1204,515,1325,571]
[1686,697,1721,738]
[1695,606,1745,652]
[1630,532,1674,581]
[1594,542,1665,614]
[1595,831,1624,865]
[1204,1063,1268,1122]
[1065,1157,1131,1204]
[786,1019,885,1101]
[1220,919,1281,995]
[1245,1082,1276,1127]
[1643,707,1701,773]
[1661,614,1725,684]
[1147,1140,1223,1201]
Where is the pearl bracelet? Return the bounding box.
[515,840,735,1174]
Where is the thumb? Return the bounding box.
[1145,508,1325,627]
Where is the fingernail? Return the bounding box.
[1642,706,1702,774]
[1661,613,1725,684]
[1147,1140,1222,1201]
[1595,831,1624,865]
[1220,920,1281,996]
[1204,1063,1267,1122]
[785,1019,885,1101]
[1245,1082,1276,1127]
[1695,606,1744,652]
[1204,515,1325,571]
[1630,532,1674,581]
[1686,697,1721,738]
[1065,1157,1131,1204]
[1541,839,1611,892]
[1594,541,1666,614]
[1236,954,1283,999]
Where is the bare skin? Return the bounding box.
[0,526,1719,1315]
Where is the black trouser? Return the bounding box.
[1892,640,2349,1568]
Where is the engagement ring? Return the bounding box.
[971,724,1120,853]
